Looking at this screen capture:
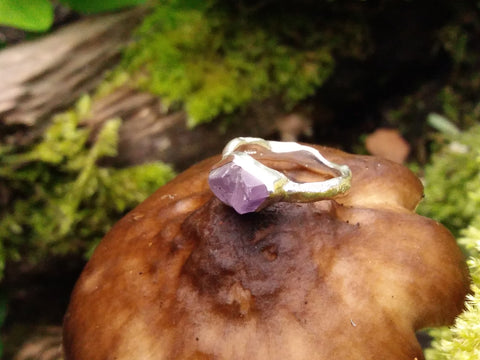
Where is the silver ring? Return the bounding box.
[208,137,352,214]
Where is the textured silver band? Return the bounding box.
[209,137,352,213]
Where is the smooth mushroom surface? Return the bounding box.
[63,144,470,360]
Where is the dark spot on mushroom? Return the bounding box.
[180,198,357,318]
[261,244,278,261]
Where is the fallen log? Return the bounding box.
[0,7,147,142]
[0,6,307,171]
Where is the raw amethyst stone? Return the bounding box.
[208,162,269,214]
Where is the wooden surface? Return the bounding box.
[83,86,286,169]
[0,7,294,170]
[0,8,147,128]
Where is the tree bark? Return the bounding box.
[0,7,307,171]
[0,7,147,141]
[83,85,292,170]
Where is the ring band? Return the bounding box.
[208,137,352,214]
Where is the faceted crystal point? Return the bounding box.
[208,162,270,214]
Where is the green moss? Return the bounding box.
[120,0,369,126]
[0,96,175,279]
[417,124,480,237]
[420,123,480,359]
[425,238,480,360]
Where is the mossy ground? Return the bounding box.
[0,95,175,279]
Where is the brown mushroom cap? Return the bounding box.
[63,145,470,360]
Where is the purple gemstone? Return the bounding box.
[208,162,269,214]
